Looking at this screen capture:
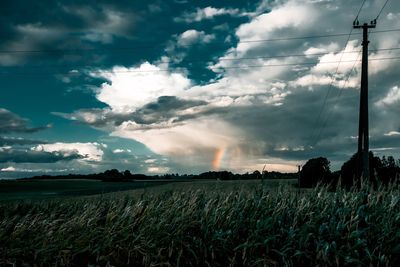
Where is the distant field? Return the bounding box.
[0,179,173,201]
[0,178,297,201]
[0,179,398,266]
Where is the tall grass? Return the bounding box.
[0,182,399,266]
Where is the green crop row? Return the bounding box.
[0,183,399,266]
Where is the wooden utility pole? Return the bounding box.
[297,165,301,187]
[353,19,376,180]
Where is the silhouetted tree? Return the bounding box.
[338,152,400,188]
[375,155,399,185]
[123,170,132,178]
[99,169,123,182]
[252,170,262,179]
[299,157,331,188]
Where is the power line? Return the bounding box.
[375,0,391,20]
[0,28,400,54]
[355,0,367,21]
[309,0,367,148]
[1,46,399,70]
[218,47,399,61]
[313,0,391,149]
[1,56,399,76]
[309,38,357,146]
[309,41,357,147]
[314,51,363,147]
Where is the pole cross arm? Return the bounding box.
[353,23,376,29]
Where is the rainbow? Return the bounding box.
[212,148,225,170]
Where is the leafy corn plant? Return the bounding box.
[0,182,399,266]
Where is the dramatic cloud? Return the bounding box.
[384,131,400,137]
[233,1,319,55]
[33,142,105,162]
[0,2,139,66]
[55,96,209,128]
[52,0,400,173]
[0,136,46,146]
[3,0,400,176]
[174,7,244,23]
[0,109,48,133]
[0,146,82,163]
[375,85,400,107]
[112,148,131,153]
[0,166,69,173]
[113,116,241,155]
[177,30,215,46]
[92,63,191,112]
[62,6,135,44]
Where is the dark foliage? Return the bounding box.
[341,152,400,188]
[1,184,399,266]
[299,157,332,188]
[262,171,298,180]
[25,169,297,182]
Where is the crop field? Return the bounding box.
[0,179,172,201]
[0,179,296,201]
[0,180,399,266]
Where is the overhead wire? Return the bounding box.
[313,0,392,147]
[1,46,399,71]
[314,50,363,145]
[375,0,391,20]
[0,47,400,68]
[0,28,399,54]
[1,55,400,76]
[308,0,367,148]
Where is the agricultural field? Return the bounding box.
[0,180,399,266]
[0,178,296,201]
[0,179,172,201]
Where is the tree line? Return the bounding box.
[26,169,298,182]
[24,153,400,188]
[299,153,400,188]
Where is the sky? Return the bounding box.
[0,0,400,178]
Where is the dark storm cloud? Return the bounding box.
[0,0,252,85]
[0,108,48,133]
[3,0,399,176]
[57,0,400,171]
[220,86,361,158]
[54,96,208,127]
[0,148,83,163]
[0,136,47,146]
[0,1,150,66]
[143,96,207,112]
[136,96,208,124]
[216,73,400,169]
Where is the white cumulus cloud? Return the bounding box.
[177,30,215,46]
[376,86,400,107]
[175,6,244,23]
[1,166,16,172]
[33,142,104,162]
[92,62,191,112]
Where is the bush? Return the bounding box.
[299,157,331,187]
[340,152,399,188]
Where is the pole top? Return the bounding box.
[353,19,376,29]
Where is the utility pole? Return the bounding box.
[297,165,301,187]
[353,19,376,180]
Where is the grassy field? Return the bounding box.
[0,179,174,201]
[0,179,399,266]
[0,178,296,201]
